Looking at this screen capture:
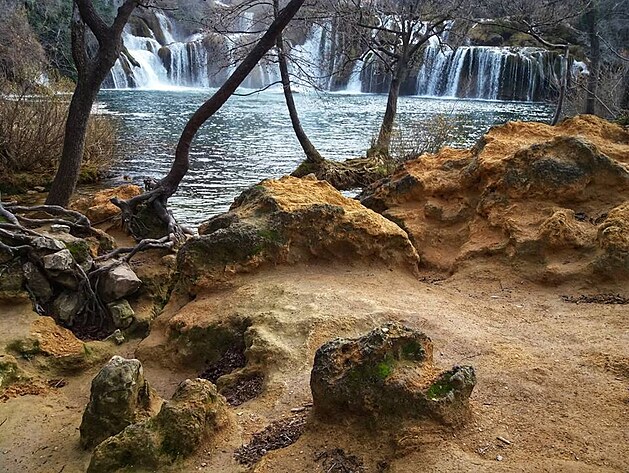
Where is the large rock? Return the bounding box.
[80,356,158,449]
[98,263,142,303]
[360,115,629,282]
[310,323,476,425]
[178,176,419,291]
[72,184,142,224]
[107,299,135,329]
[87,378,229,473]
[22,262,53,302]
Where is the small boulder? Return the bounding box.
[42,249,74,272]
[310,323,476,425]
[107,299,135,329]
[80,356,158,449]
[23,262,53,302]
[87,379,229,473]
[32,237,66,251]
[53,291,83,325]
[98,263,142,303]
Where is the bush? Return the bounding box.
[390,113,456,163]
[0,87,118,193]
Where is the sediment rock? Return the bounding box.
[72,184,142,224]
[87,378,229,473]
[360,115,629,281]
[310,323,476,425]
[98,263,142,303]
[107,299,135,329]
[179,176,419,291]
[80,356,158,449]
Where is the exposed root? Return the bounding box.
[0,194,175,339]
[291,156,394,190]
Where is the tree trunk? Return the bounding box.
[584,1,600,115]
[158,0,306,198]
[46,79,100,205]
[371,65,405,156]
[274,1,323,164]
[551,47,570,126]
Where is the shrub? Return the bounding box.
[390,113,456,163]
[0,86,118,193]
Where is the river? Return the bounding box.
[97,88,553,226]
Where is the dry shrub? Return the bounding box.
[390,113,456,163]
[0,87,117,193]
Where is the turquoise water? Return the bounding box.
[97,89,553,225]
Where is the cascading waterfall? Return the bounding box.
[415,45,566,101]
[105,10,585,103]
[106,11,209,88]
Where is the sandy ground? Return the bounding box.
[0,261,627,472]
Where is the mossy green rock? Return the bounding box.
[310,323,476,425]
[87,379,228,473]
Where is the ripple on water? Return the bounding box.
[98,89,553,226]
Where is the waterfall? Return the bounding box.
[345,61,363,93]
[106,11,210,89]
[415,45,565,101]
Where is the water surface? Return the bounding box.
[98,89,553,225]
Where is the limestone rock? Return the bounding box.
[98,263,142,303]
[595,202,629,275]
[32,236,66,251]
[359,115,629,281]
[0,259,24,300]
[53,291,83,324]
[23,262,53,302]
[0,354,25,388]
[87,378,228,473]
[72,184,142,224]
[179,176,419,291]
[107,299,135,329]
[310,323,476,425]
[42,249,74,272]
[80,356,158,449]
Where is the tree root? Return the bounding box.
[0,194,175,339]
[291,156,395,191]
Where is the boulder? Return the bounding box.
[72,184,142,224]
[80,356,158,449]
[107,299,135,329]
[53,291,83,324]
[42,249,74,272]
[359,115,629,281]
[23,262,53,302]
[310,323,476,425]
[594,202,629,275]
[98,263,142,303]
[87,378,229,473]
[179,176,419,291]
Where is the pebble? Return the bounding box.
[496,455,503,461]
[50,224,71,234]
[34,186,45,192]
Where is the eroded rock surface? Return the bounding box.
[360,115,629,281]
[311,323,476,425]
[87,378,229,473]
[80,356,158,449]
[178,176,419,291]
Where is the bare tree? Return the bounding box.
[351,0,467,156]
[112,0,307,240]
[46,0,149,207]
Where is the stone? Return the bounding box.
[42,249,74,272]
[0,354,25,388]
[32,237,66,251]
[80,356,158,449]
[179,176,419,291]
[104,329,125,345]
[33,186,45,192]
[98,263,142,303]
[310,323,476,425]
[358,114,629,281]
[107,299,135,329]
[23,262,53,302]
[53,291,83,324]
[71,184,142,224]
[0,259,24,299]
[87,378,228,473]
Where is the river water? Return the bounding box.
[97,89,553,226]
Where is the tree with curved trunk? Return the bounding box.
[112,0,307,240]
[273,0,324,165]
[46,0,146,207]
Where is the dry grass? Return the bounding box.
[0,86,117,193]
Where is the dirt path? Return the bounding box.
[0,262,627,472]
